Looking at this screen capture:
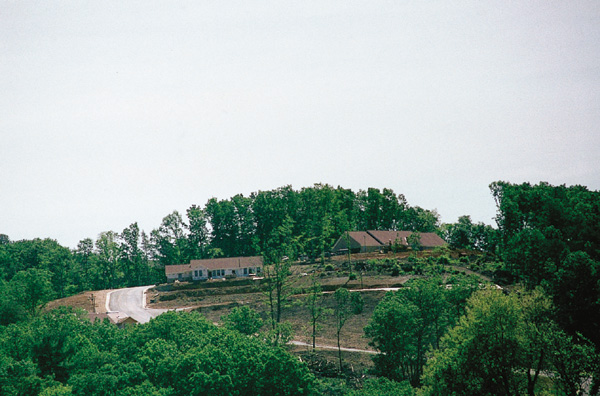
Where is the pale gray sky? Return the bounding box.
[2,1,599,248]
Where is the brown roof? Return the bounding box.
[340,230,446,248]
[367,230,446,247]
[164,263,192,275]
[346,231,381,247]
[190,256,263,270]
[415,232,447,247]
[367,231,446,247]
[367,230,412,245]
[89,311,137,325]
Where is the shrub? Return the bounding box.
[437,255,450,265]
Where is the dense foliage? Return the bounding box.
[490,181,600,348]
[0,309,314,396]
[420,288,597,396]
[440,215,498,252]
[0,184,440,308]
[3,180,600,394]
[364,181,600,393]
[364,276,479,387]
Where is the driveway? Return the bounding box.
[106,286,167,324]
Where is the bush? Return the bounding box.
[401,263,414,273]
[348,273,357,281]
[159,293,177,301]
[437,255,450,265]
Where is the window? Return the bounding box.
[194,270,198,277]
[244,268,248,275]
[199,270,203,277]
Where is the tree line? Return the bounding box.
[0,184,443,305]
[1,180,599,394]
[0,308,315,396]
[364,181,600,394]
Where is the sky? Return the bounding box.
[2,1,599,248]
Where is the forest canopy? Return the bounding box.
[1,181,600,395]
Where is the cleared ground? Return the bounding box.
[49,250,485,375]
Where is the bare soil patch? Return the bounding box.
[45,289,111,314]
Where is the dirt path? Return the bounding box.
[290,341,377,354]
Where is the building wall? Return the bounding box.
[190,265,262,280]
[166,272,192,282]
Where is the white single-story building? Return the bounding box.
[165,256,263,282]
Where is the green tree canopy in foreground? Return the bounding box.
[365,276,478,387]
[420,288,597,396]
[0,309,314,396]
[490,181,600,349]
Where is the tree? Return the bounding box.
[73,238,96,292]
[150,211,187,267]
[365,278,448,386]
[262,215,297,345]
[120,223,149,287]
[420,287,596,396]
[404,206,440,233]
[305,273,331,351]
[551,251,600,348]
[204,198,238,258]
[298,184,336,262]
[230,194,258,257]
[185,205,209,260]
[490,181,600,352]
[0,280,26,325]
[11,268,54,317]
[407,231,422,252]
[253,186,299,256]
[333,288,363,371]
[95,231,122,289]
[38,240,73,298]
[221,306,263,336]
[421,288,526,395]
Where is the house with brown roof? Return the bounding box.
[165,256,263,282]
[89,311,138,328]
[332,230,446,254]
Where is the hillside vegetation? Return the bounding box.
[1,181,599,395]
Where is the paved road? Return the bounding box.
[107,286,167,324]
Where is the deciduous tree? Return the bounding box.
[333,287,363,371]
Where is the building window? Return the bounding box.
[244,268,248,275]
[199,270,203,277]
